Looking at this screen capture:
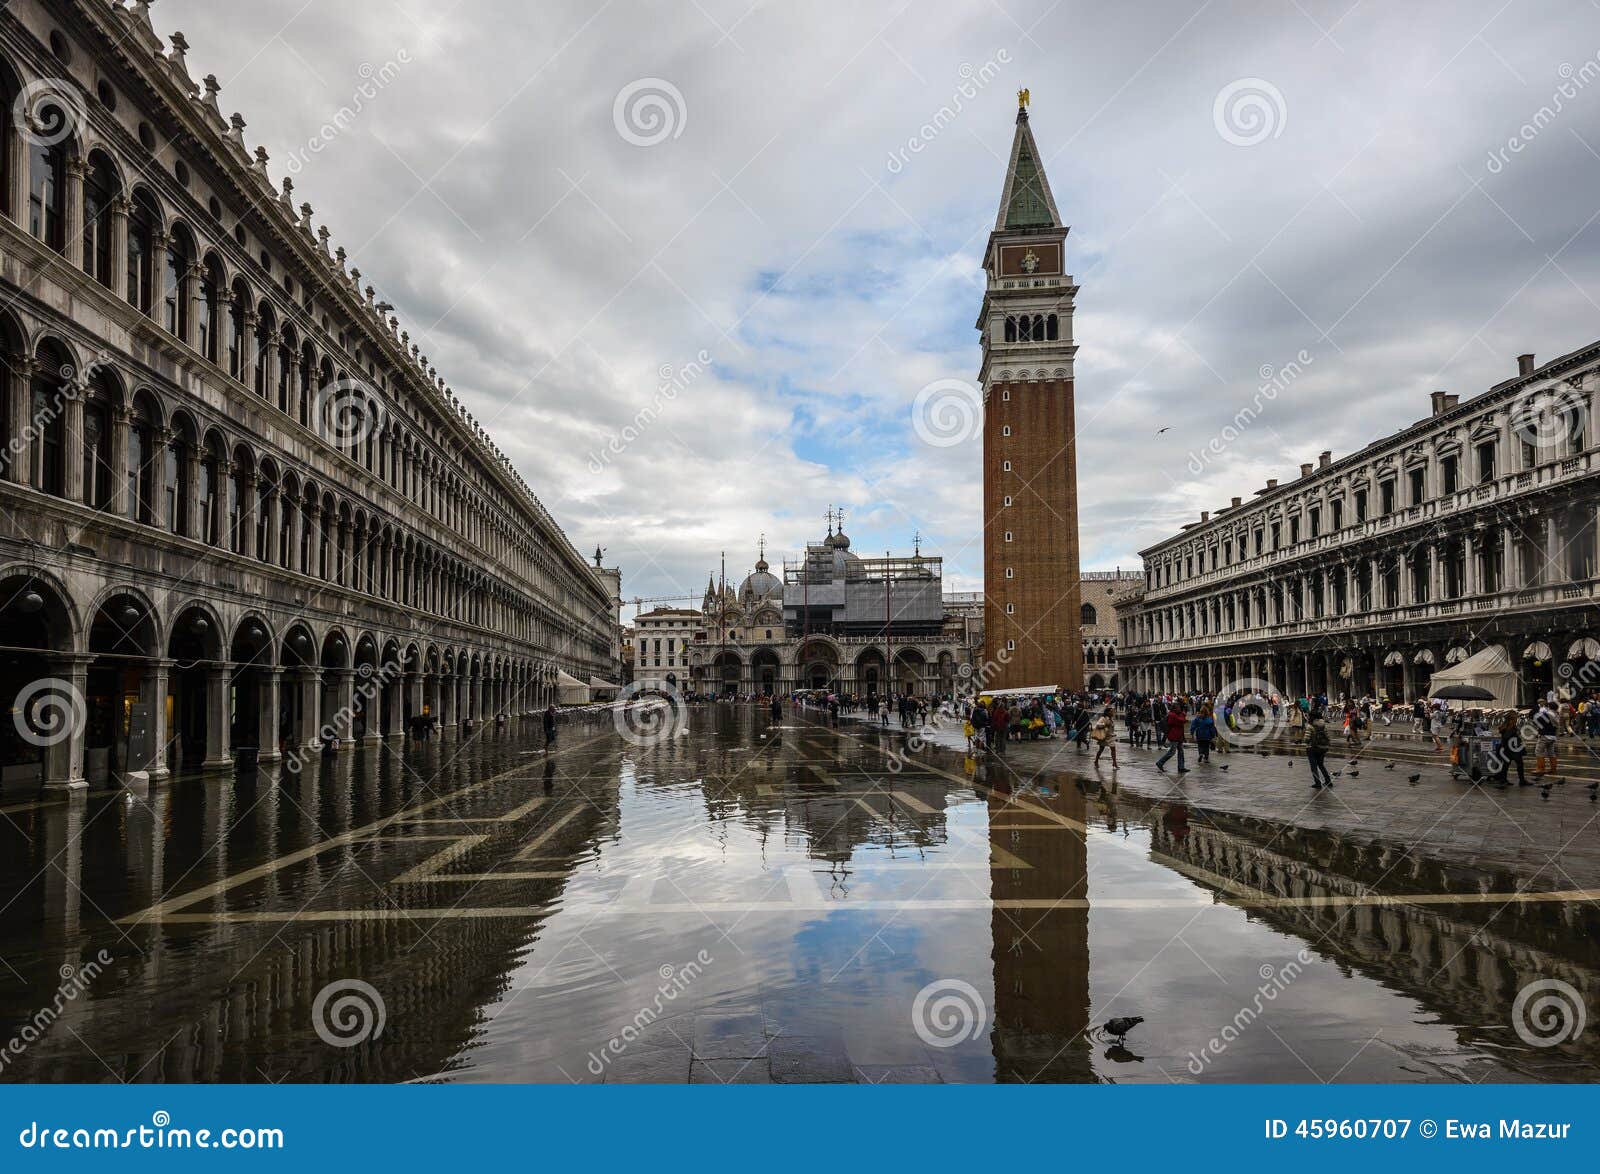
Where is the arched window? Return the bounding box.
[1031,315,1045,342]
[1080,602,1097,625]
[229,452,251,554]
[81,152,117,285]
[254,302,274,398]
[277,329,295,415]
[298,344,315,425]
[80,386,111,508]
[1046,314,1059,341]
[164,424,190,535]
[198,436,222,545]
[125,190,158,312]
[30,344,69,497]
[162,228,192,338]
[27,135,66,252]
[127,393,155,523]
[1004,316,1016,342]
[227,280,250,379]
[255,472,272,562]
[199,256,224,364]
[277,477,296,570]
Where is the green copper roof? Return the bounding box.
[1004,139,1054,228]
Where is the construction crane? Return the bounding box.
[625,594,703,617]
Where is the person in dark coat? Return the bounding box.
[543,704,557,751]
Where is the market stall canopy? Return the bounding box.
[979,685,1061,698]
[1568,637,1600,661]
[557,670,591,706]
[1427,646,1518,710]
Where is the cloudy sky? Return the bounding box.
[161,0,1600,601]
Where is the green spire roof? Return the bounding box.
[995,110,1063,231]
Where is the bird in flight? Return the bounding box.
[1156,426,1171,434]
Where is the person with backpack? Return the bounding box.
[1306,714,1333,788]
[1191,705,1217,763]
[991,701,1011,757]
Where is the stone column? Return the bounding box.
[5,124,27,229]
[40,655,92,793]
[108,404,131,516]
[257,666,282,762]
[439,674,456,735]
[336,668,357,748]
[109,198,130,301]
[184,263,204,351]
[1545,512,1561,584]
[146,658,171,784]
[202,664,232,771]
[183,444,202,541]
[62,382,86,502]
[63,157,85,269]
[239,472,258,560]
[5,355,33,485]
[407,673,424,733]
[1463,532,1477,597]
[298,669,322,750]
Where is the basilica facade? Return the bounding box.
[669,529,984,698]
[0,2,617,791]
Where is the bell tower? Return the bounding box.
[979,91,1084,692]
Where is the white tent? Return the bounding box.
[1426,645,1519,710]
[557,670,591,706]
[588,676,621,701]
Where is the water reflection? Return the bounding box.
[0,707,1593,1083]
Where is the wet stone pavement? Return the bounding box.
[1,704,1598,1084]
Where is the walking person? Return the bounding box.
[1155,701,1189,774]
[991,701,1011,758]
[1495,711,1528,785]
[1533,699,1560,777]
[1191,704,1217,764]
[1306,713,1334,789]
[1092,704,1118,770]
[969,698,990,754]
[543,703,557,752]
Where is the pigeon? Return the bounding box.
[1554,777,1567,786]
[1407,773,1421,783]
[1156,426,1171,434]
[1540,785,1553,800]
[1586,782,1599,795]
[1333,771,1343,778]
[1102,1015,1145,1042]
[1348,770,1359,777]
[1385,762,1396,770]
[1219,764,1229,771]
[1349,759,1360,766]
